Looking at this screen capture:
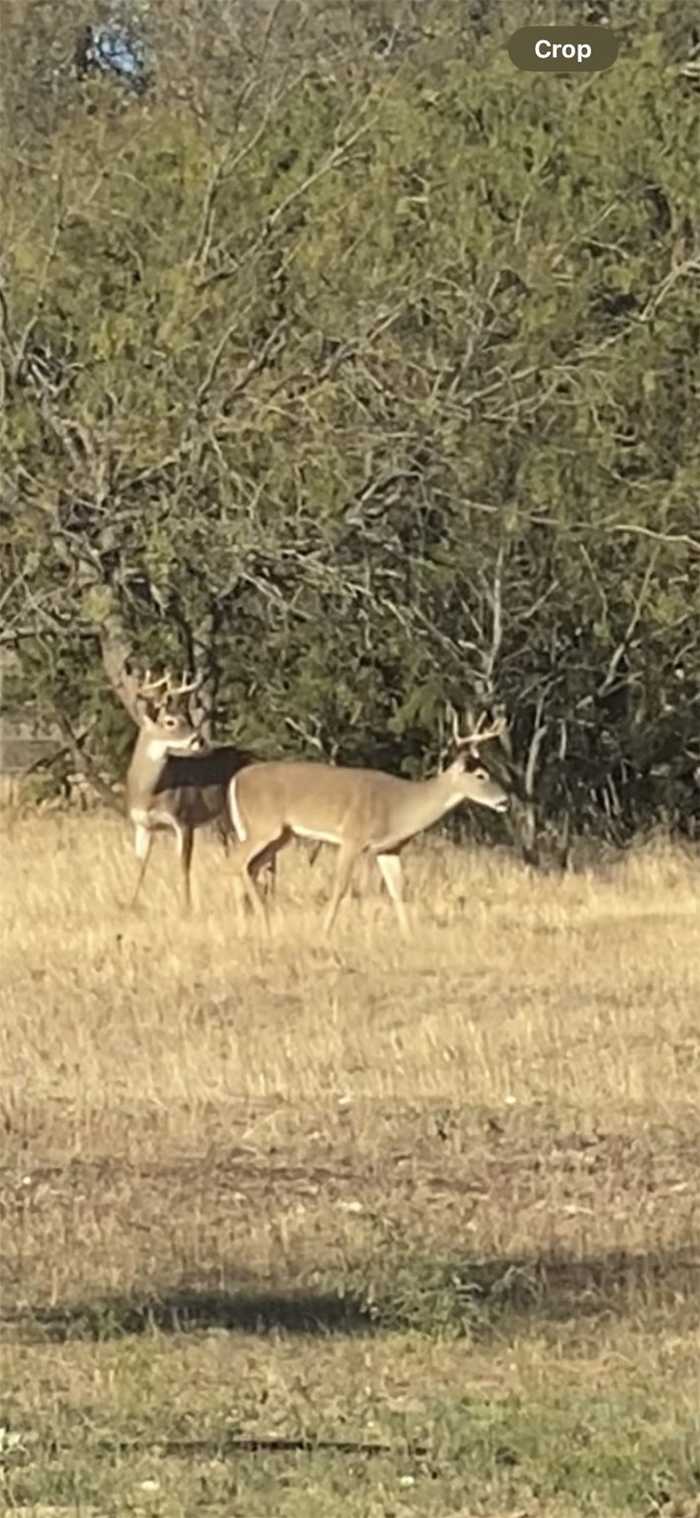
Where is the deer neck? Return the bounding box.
[389,771,464,840]
[126,732,172,804]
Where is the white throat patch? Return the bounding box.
[146,739,170,761]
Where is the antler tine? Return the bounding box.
[445,701,461,747]
[138,667,171,696]
[167,668,203,699]
[454,714,506,749]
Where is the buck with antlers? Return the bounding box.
[227,713,509,938]
[125,669,269,911]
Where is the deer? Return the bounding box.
[226,714,509,938]
[125,669,271,912]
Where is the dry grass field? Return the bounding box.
[2,810,700,1516]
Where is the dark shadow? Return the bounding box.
[6,1288,374,1344]
[6,1245,700,1347]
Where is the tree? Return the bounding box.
[2,0,699,848]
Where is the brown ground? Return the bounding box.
[2,812,700,1515]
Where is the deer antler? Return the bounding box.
[167,668,202,699]
[139,668,170,696]
[451,710,506,752]
[134,668,204,726]
[139,667,202,701]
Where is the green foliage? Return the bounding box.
[2,0,699,837]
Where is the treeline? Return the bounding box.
[1,0,700,855]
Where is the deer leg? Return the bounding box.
[260,858,275,900]
[375,852,409,939]
[254,844,277,901]
[130,823,153,908]
[354,850,377,900]
[236,842,265,921]
[232,850,271,918]
[323,841,361,936]
[178,826,194,912]
[235,837,282,927]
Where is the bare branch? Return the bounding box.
[608,524,700,555]
[597,545,661,698]
[50,711,123,814]
[524,704,548,802]
[97,614,142,722]
[284,715,325,756]
[199,94,382,292]
[197,316,287,409]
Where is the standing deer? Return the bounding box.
[227,715,509,938]
[125,670,270,911]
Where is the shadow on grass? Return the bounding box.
[6,1288,374,1343]
[6,1244,700,1344]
